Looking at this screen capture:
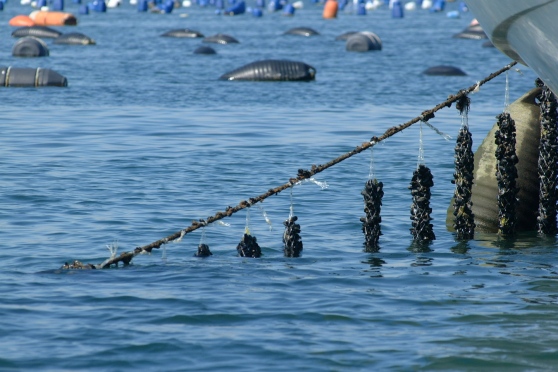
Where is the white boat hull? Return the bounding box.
[466,0,558,93]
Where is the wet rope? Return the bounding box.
[94,61,517,268]
[535,79,558,235]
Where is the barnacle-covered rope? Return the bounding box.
[94,61,517,268]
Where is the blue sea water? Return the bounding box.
[1,1,556,371]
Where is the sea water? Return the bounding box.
[1,1,556,370]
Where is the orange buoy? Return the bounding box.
[29,11,78,26]
[322,0,338,19]
[9,15,36,27]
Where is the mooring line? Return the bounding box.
[99,61,518,268]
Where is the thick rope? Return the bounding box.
[98,61,518,268]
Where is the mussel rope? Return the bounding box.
[100,61,518,268]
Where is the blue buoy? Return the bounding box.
[79,4,89,13]
[52,0,64,10]
[137,0,148,10]
[356,3,366,15]
[36,0,47,7]
[256,0,264,7]
[391,0,403,17]
[267,0,282,11]
[251,7,262,16]
[225,0,245,14]
[88,0,106,11]
[72,0,81,4]
[458,1,467,12]
[159,0,173,12]
[446,10,459,18]
[430,0,444,12]
[282,3,294,15]
[0,1,3,10]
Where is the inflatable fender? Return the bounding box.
[9,15,36,27]
[29,11,78,26]
[0,66,67,87]
[284,27,319,36]
[219,59,316,81]
[161,28,204,38]
[344,31,379,51]
[54,32,96,45]
[335,31,358,41]
[345,31,382,52]
[12,36,50,57]
[12,26,62,38]
[202,33,239,44]
[446,87,542,232]
[422,65,466,76]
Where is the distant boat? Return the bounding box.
[465,0,558,93]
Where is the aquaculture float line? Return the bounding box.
[98,61,518,268]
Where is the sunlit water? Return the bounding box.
[2,1,557,370]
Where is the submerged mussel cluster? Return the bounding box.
[536,80,558,235]
[236,233,262,258]
[409,164,435,241]
[495,112,519,235]
[283,216,303,257]
[452,95,475,239]
[360,178,383,251]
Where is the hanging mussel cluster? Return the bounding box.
[237,233,262,258]
[361,178,384,251]
[535,79,558,235]
[494,111,519,235]
[409,164,436,241]
[195,243,213,257]
[283,216,303,257]
[451,95,476,239]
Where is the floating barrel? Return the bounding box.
[346,31,382,52]
[452,24,487,39]
[219,59,316,81]
[335,31,358,41]
[202,33,239,44]
[194,45,216,54]
[29,11,78,26]
[12,37,50,57]
[54,32,96,45]
[9,15,36,27]
[422,65,466,76]
[322,0,337,18]
[0,67,68,87]
[12,26,62,39]
[284,27,319,36]
[161,28,204,38]
[446,87,542,233]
